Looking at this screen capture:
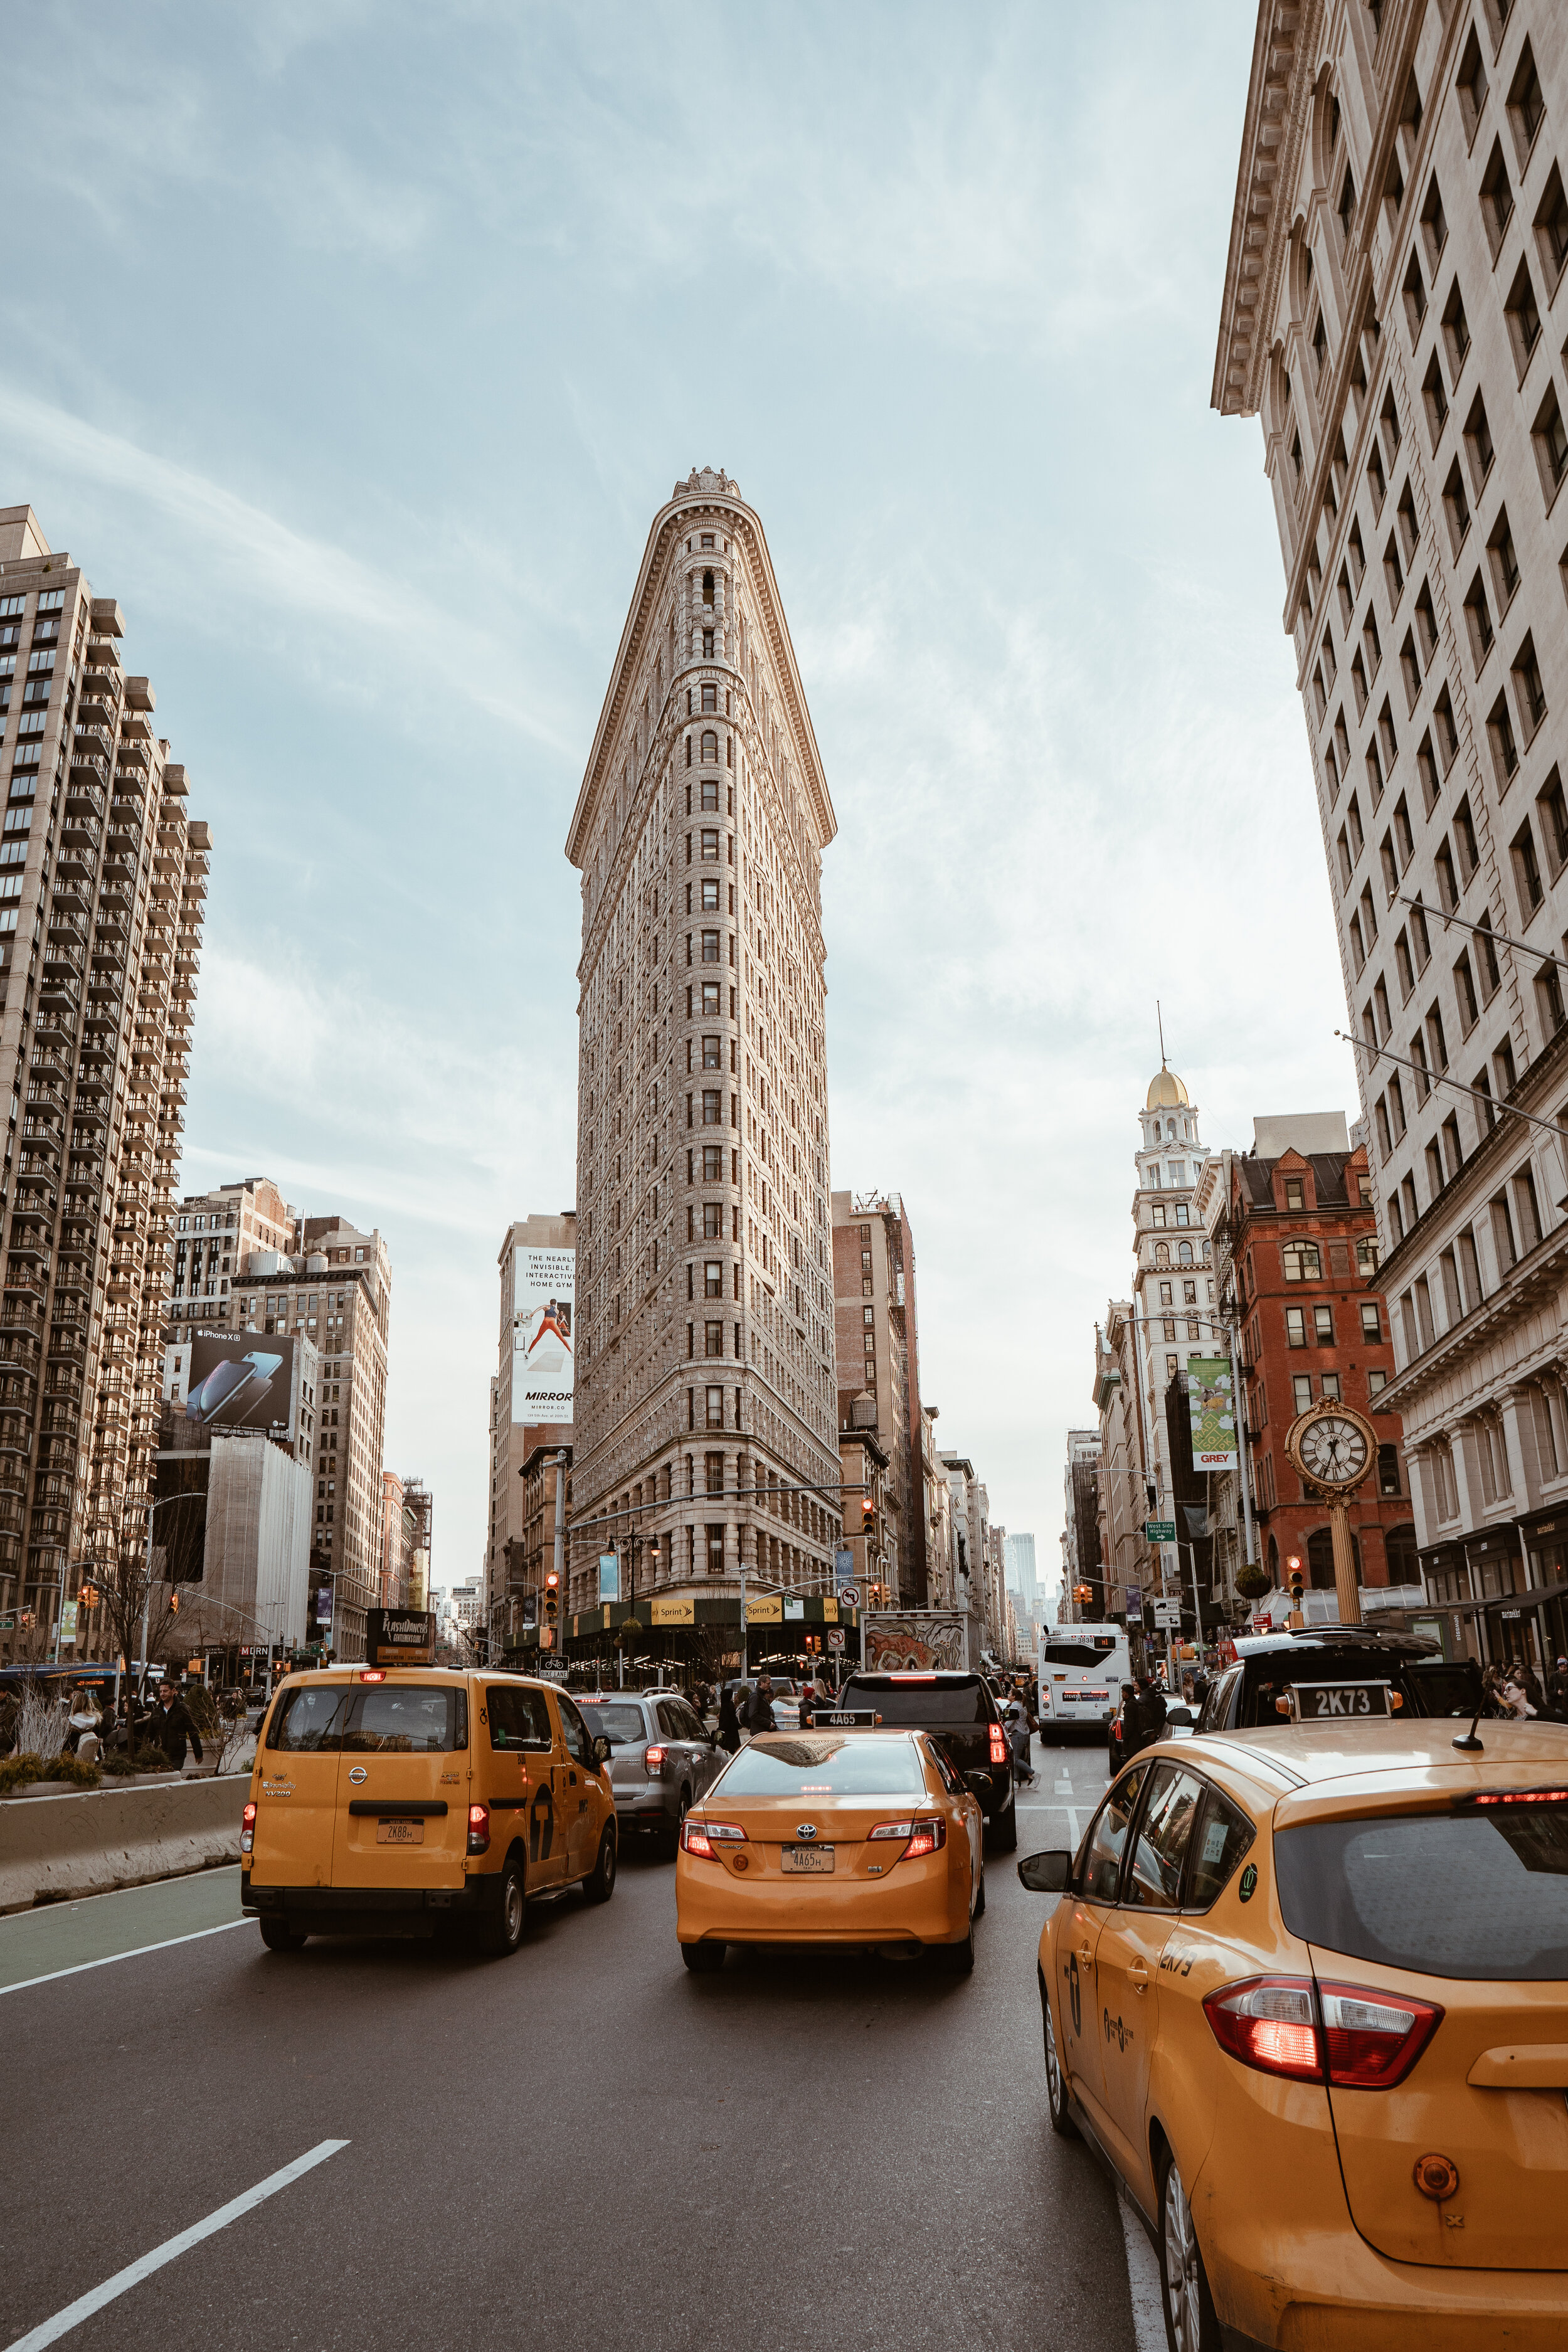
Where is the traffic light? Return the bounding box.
[544,1569,559,1636]
[1074,1582,1093,1604]
[1287,1556,1305,1604]
[79,1583,98,1611]
[169,1589,179,1614]
[861,1496,874,1522]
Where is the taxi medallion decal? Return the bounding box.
[1238,1862,1258,1903]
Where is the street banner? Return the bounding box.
[1187,1354,1239,1470]
[366,1609,437,1667]
[598,1554,620,1602]
[834,1549,853,1579]
[652,1596,694,1626]
[512,1247,575,1426]
[1122,1586,1142,1616]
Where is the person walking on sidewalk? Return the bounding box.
[147,1680,204,1770]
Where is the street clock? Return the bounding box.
[1283,1402,1377,1496]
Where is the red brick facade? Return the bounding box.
[1232,1145,1417,1596]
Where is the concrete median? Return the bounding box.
[0,1774,246,1914]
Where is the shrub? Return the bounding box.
[0,1752,46,1794]
[102,1745,174,1777]
[1236,1564,1273,1602]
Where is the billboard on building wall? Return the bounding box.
[186,1334,298,1438]
[1187,1355,1239,1471]
[512,1249,575,1425]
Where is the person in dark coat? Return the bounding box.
[1123,1675,1167,1759]
[1549,1657,1568,1722]
[147,1681,204,1768]
[743,1675,776,1735]
[716,1686,742,1754]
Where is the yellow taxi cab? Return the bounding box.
[1019,1713,1568,2350]
[674,1727,985,1974]
[241,1665,617,1955]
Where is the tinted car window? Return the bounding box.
[342,1687,467,1753]
[1077,1764,1150,1904]
[590,1703,648,1745]
[487,1687,553,1749]
[926,1740,963,1796]
[1404,1659,1484,1717]
[1197,1667,1240,1734]
[1125,1766,1205,1912]
[556,1695,593,1766]
[714,1736,928,1796]
[1275,1804,1568,1979]
[267,1685,349,1752]
[1045,1643,1115,1668]
[671,1700,706,1740]
[840,1676,990,1725]
[1185,1784,1256,1909]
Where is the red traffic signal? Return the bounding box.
[861,1498,874,1520]
[544,1570,559,1589]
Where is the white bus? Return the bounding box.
[1036,1622,1131,1742]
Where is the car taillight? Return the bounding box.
[1203,1977,1322,2082]
[467,1803,490,1855]
[241,1801,256,1855]
[359,1670,386,1682]
[690,1820,746,1850]
[1319,1982,1443,2087]
[867,1818,946,1860]
[644,1745,667,1773]
[989,1725,1008,1765]
[681,1820,716,1857]
[868,1818,916,1841]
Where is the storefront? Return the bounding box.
[559,1589,860,1682]
[1419,1517,1568,1673]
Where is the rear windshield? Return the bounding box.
[1276,1805,1568,1981]
[592,1705,649,1745]
[713,1737,930,1796]
[268,1684,467,1754]
[840,1678,989,1727]
[1045,1643,1116,1668]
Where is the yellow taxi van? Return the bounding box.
[241,1666,617,1954]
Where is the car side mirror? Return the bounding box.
[593,1735,612,1765]
[963,1770,993,1798]
[1017,1850,1073,1894]
[1167,1705,1192,1728]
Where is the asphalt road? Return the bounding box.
[0,1735,1152,2352]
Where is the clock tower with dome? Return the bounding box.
[1129,1059,1216,1588]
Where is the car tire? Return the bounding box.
[987,1793,1018,1853]
[582,1825,617,1904]
[681,1939,725,1973]
[480,1856,527,1957]
[660,1789,691,1862]
[1042,1986,1079,2139]
[938,1930,975,1976]
[1157,2145,1222,2352]
[258,1919,307,1954]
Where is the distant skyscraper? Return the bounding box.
[1004,1530,1037,1611]
[565,468,839,1628]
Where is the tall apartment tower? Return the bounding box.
[1216,7,1568,1660]
[1133,1066,1217,1560]
[831,1187,926,1602]
[0,506,207,1660]
[564,469,839,1622]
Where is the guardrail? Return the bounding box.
[0,1772,246,1914]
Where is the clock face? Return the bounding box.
[1297,1411,1371,1488]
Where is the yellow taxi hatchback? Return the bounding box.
[1021,1719,1568,2351]
[674,1729,984,1974]
[241,1666,617,1954]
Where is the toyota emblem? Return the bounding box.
[796,1823,817,1840]
[348,1766,368,1784]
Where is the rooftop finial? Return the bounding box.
[1157,999,1168,1069]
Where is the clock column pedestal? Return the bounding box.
[1329,1500,1361,1626]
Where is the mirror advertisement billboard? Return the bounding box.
[512,1248,575,1426]
[186,1333,297,1439]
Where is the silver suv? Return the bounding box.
[578,1691,723,1858]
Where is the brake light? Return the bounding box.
[359,1670,386,1682]
[1203,1977,1322,2082]
[467,1803,490,1855]
[681,1820,716,1857]
[1318,1981,1443,2087]
[644,1745,667,1773]
[241,1801,256,1855]
[989,1725,1008,1766]
[867,1818,946,1860]
[1466,1786,1568,1806]
[868,1819,915,1841]
[695,1820,746,1845]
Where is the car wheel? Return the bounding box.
[660,1789,691,1862]
[1042,1986,1079,2139]
[480,1856,527,1957]
[938,1930,975,1976]
[258,1919,306,1954]
[1158,2146,1221,2352]
[681,1939,725,1973]
[582,1825,617,1905]
[987,1793,1018,1853]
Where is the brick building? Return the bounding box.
[1204,1115,1417,1618]
[832,1188,924,1602]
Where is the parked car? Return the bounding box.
[578,1689,724,1857]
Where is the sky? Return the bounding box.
[2,1,1355,1600]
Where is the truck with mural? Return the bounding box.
[860,1609,973,1676]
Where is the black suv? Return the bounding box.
[1196,1625,1483,1732]
[833,1670,1017,1851]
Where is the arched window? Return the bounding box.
[1155,1243,1170,1269]
[1307,1527,1362,1588]
[1267,1534,1279,1580]
[1177,1241,1193,1266]
[701,730,718,763]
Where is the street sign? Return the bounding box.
[1144,1520,1176,1544]
[827,1628,845,1651]
[837,1584,859,1611]
[1153,1600,1182,1629]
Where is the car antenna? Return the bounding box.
[1451,1702,1485,1754]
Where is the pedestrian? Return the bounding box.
[146,1678,204,1769]
[1549,1656,1568,1722]
[66,1690,101,1756]
[744,1675,776,1736]
[1009,1710,1036,1789]
[1520,1661,1546,1719]
[716,1685,741,1754]
[1123,1673,1167,1759]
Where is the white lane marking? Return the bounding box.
[1120,2187,1165,2352]
[4,2139,350,2352]
[0,1919,252,2000]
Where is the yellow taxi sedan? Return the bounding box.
[674,1729,984,1973]
[1019,1717,1568,2351]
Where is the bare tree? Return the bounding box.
[88,1473,206,1734]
